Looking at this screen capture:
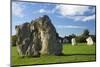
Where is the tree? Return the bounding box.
[76,29,90,43]
[68,34,76,43]
[90,35,96,43]
[82,29,89,38]
[71,34,76,38]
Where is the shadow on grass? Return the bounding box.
[58,54,96,56]
[17,53,96,59]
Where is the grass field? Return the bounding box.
[11,43,96,66]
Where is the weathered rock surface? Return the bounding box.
[71,38,76,46]
[15,15,63,57]
[86,37,94,45]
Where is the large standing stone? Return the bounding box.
[15,23,31,57]
[71,38,76,46]
[86,37,94,45]
[15,15,63,57]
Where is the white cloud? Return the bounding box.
[91,7,96,13]
[56,25,86,29]
[39,9,47,13]
[36,8,55,14]
[82,14,95,22]
[66,15,95,22]
[33,9,48,14]
[55,5,95,22]
[56,14,95,22]
[56,5,90,16]
[12,2,24,18]
[65,15,85,21]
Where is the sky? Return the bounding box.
[12,1,96,37]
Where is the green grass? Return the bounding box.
[12,43,96,66]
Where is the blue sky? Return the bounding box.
[12,1,96,37]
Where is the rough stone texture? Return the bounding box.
[71,38,76,46]
[15,15,63,57]
[15,23,32,57]
[86,37,94,45]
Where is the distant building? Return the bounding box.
[63,36,70,43]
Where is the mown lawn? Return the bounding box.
[11,43,96,66]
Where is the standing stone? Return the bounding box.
[15,15,63,57]
[86,37,94,45]
[31,15,63,55]
[71,38,76,46]
[15,23,31,57]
